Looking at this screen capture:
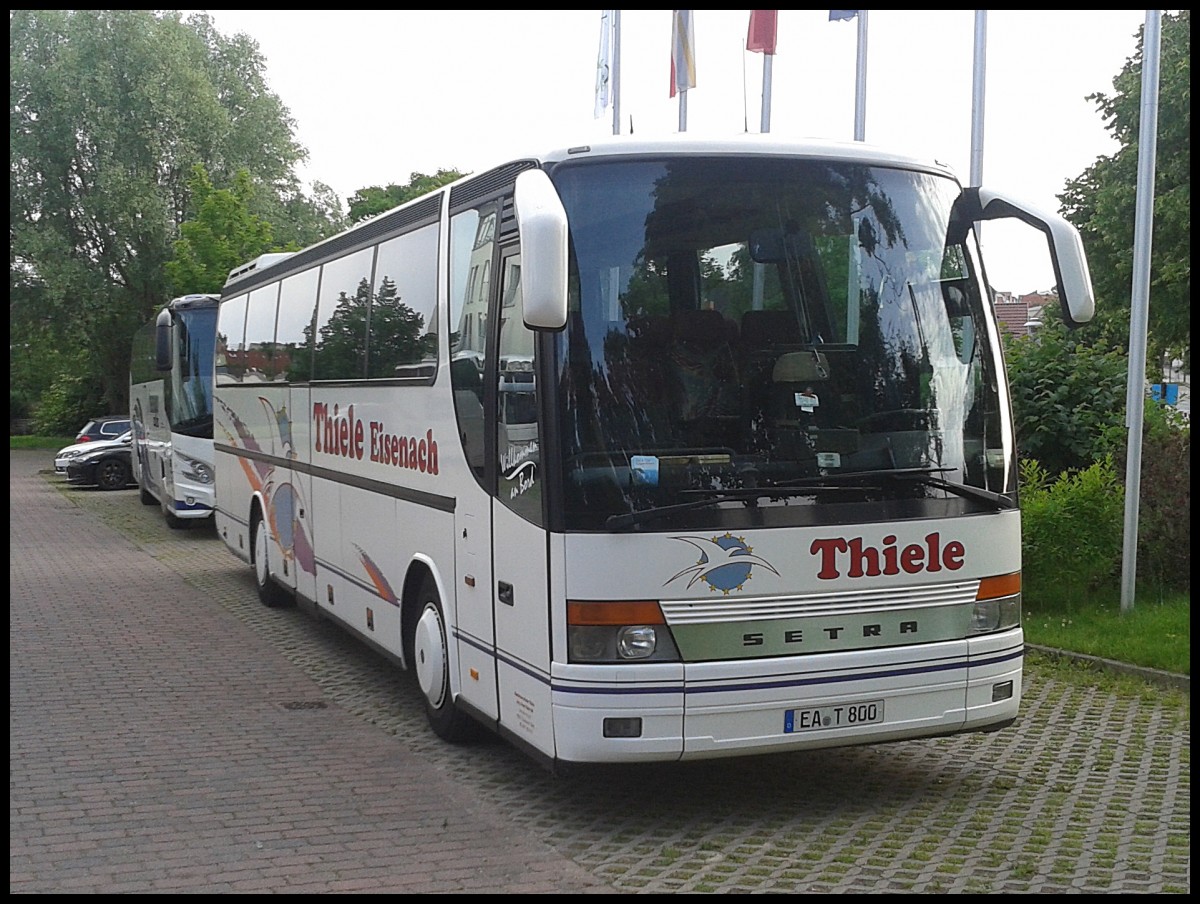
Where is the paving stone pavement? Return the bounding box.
[9,450,616,894]
[9,449,1190,893]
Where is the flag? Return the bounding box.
[670,10,696,98]
[829,10,859,21]
[746,10,777,54]
[594,10,615,119]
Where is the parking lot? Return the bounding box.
[10,449,1190,893]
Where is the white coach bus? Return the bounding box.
[212,136,1094,770]
[130,293,220,528]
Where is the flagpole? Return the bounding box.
[746,10,777,132]
[1120,9,1162,614]
[853,11,867,141]
[671,10,695,133]
[761,52,773,133]
[969,11,987,186]
[612,10,621,136]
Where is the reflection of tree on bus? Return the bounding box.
[306,277,435,380]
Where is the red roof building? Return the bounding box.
[992,289,1056,338]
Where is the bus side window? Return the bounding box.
[276,267,319,383]
[216,294,249,384]
[369,223,439,381]
[312,247,373,381]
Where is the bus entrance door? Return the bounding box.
[489,250,554,757]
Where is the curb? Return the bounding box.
[1027,643,1190,693]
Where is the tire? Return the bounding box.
[164,507,188,530]
[96,457,131,491]
[138,479,156,505]
[252,508,291,608]
[411,575,476,742]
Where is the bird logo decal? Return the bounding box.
[664,533,780,594]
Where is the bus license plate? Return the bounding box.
[784,700,884,733]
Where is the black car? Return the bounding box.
[65,438,135,490]
[74,415,132,444]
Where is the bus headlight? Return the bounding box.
[616,625,658,659]
[969,572,1022,635]
[567,600,681,663]
[178,453,214,485]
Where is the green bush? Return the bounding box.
[1115,405,1190,593]
[1020,456,1125,601]
[32,370,107,436]
[1004,323,1128,475]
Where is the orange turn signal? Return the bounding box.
[976,572,1021,600]
[567,600,665,626]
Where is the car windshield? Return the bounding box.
[548,155,1012,530]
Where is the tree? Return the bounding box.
[1004,322,1129,477]
[346,169,467,224]
[9,10,336,419]
[1058,10,1190,367]
[166,166,281,295]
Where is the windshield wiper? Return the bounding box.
[785,467,1015,510]
[604,485,859,531]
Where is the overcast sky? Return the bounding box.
[190,9,1150,295]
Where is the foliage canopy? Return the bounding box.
[1058,9,1190,367]
[10,10,340,425]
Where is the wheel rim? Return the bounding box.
[254,519,270,589]
[413,602,448,708]
[100,461,122,486]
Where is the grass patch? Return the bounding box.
[1024,585,1189,675]
[11,435,74,451]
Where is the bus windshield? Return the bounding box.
[550,157,1011,530]
[169,305,219,437]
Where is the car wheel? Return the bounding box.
[96,457,131,491]
[138,476,156,505]
[252,508,291,608]
[164,508,188,530]
[411,574,477,742]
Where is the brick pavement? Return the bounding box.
[9,450,617,894]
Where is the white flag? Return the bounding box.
[670,10,696,98]
[595,10,615,119]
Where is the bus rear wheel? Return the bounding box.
[252,509,290,608]
[411,575,476,742]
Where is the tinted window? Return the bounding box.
[243,283,280,381]
[215,293,249,384]
[276,267,319,382]
[312,247,374,381]
[368,224,439,381]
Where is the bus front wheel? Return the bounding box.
[411,576,475,742]
[163,505,187,530]
[252,509,290,608]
